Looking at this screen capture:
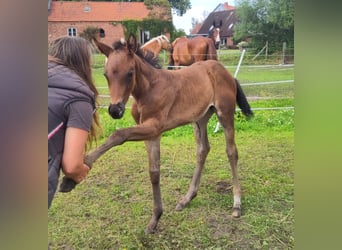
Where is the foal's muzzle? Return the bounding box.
[108,102,125,119]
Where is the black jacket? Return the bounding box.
[48,62,95,208]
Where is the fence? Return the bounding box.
[95,48,294,112]
[97,68,294,110]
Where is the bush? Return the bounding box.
[237,41,249,49]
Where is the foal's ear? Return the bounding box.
[127,33,138,54]
[93,38,113,57]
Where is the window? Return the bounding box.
[99,28,105,38]
[143,31,150,43]
[139,30,151,44]
[83,6,91,12]
[220,38,226,45]
[68,27,77,37]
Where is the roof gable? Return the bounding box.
[198,10,236,37]
[190,23,203,35]
[213,2,235,12]
[48,1,150,22]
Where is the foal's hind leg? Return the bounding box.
[175,111,213,211]
[219,113,242,218]
[144,136,163,234]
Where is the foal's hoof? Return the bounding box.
[59,177,77,192]
[175,203,185,211]
[144,227,156,234]
[232,207,241,218]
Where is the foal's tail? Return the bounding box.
[235,78,254,118]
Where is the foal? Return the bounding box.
[86,34,253,234]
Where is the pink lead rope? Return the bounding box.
[48,122,64,140]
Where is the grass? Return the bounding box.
[48,53,294,249]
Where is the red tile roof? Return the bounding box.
[223,2,235,11]
[190,23,203,35]
[48,1,150,22]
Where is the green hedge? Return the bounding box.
[121,19,173,39]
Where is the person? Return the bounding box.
[48,36,100,209]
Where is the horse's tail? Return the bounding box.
[235,78,254,118]
[206,40,218,60]
[167,46,174,70]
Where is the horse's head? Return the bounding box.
[211,20,222,49]
[159,35,172,51]
[93,35,138,119]
[210,28,221,49]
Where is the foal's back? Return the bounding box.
[153,60,237,128]
[170,60,235,91]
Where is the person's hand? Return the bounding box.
[84,154,93,169]
[73,163,90,183]
[59,164,90,193]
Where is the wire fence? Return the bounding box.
[97,63,294,112]
[94,46,294,112]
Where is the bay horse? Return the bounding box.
[168,23,221,69]
[86,34,253,234]
[141,35,171,59]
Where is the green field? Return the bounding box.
[48,53,294,249]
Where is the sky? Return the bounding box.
[172,0,236,34]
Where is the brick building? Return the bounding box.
[48,0,171,45]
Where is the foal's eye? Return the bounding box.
[128,69,134,77]
[127,69,134,80]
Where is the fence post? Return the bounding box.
[282,42,286,64]
[234,49,246,78]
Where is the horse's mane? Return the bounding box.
[112,40,161,69]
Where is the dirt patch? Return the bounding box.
[215,181,232,195]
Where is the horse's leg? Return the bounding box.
[144,136,163,234]
[219,110,242,218]
[175,110,213,211]
[84,120,160,166]
[83,133,120,166]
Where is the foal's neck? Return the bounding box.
[132,54,160,97]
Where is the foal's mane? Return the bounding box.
[112,40,161,69]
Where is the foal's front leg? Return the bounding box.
[144,136,163,234]
[84,123,160,166]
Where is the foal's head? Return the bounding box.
[93,34,159,119]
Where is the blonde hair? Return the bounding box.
[49,36,100,145]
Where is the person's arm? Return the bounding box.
[62,127,90,183]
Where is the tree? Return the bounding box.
[234,0,294,52]
[168,0,191,16]
[191,17,200,29]
[171,26,186,40]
